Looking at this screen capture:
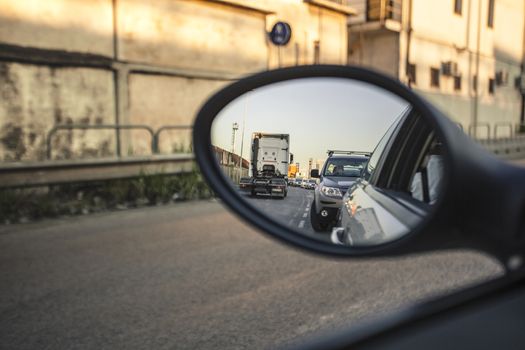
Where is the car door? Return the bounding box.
[339,107,437,246]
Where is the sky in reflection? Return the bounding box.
[212,78,409,170]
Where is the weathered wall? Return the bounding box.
[0,62,116,161]
[0,0,352,162]
[348,31,399,76]
[349,0,524,135]
[117,0,268,74]
[263,0,348,67]
[0,0,114,56]
[127,74,228,154]
[408,0,524,133]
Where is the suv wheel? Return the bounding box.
[310,201,329,232]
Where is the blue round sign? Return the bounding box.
[269,22,292,46]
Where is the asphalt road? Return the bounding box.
[0,200,503,350]
[239,186,332,243]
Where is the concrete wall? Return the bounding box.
[0,63,116,161]
[117,0,268,74]
[349,0,525,136]
[0,0,352,162]
[348,30,399,76]
[262,0,348,67]
[127,74,228,155]
[408,0,524,134]
[347,0,367,24]
[0,0,114,56]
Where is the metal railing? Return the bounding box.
[367,0,402,22]
[153,125,193,153]
[465,122,525,140]
[468,123,491,139]
[46,124,193,159]
[494,122,513,139]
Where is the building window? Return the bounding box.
[489,78,495,94]
[473,75,478,92]
[430,67,440,87]
[454,0,462,15]
[407,63,416,84]
[488,0,495,28]
[454,75,462,91]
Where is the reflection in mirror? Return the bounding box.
[211,78,445,248]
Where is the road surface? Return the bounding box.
[0,200,502,349]
[239,186,332,242]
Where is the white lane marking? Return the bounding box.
[298,220,305,228]
[302,213,307,218]
[304,207,309,212]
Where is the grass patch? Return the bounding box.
[0,169,214,224]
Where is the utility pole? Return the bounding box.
[230,122,239,180]
[239,93,249,176]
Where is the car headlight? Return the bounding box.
[321,186,342,197]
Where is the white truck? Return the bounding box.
[249,133,291,198]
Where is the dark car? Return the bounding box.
[309,151,370,232]
[331,107,443,246]
[268,178,287,199]
[238,177,253,194]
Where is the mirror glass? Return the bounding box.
[211,78,445,247]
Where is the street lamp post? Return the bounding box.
[231,122,239,179]
[238,93,249,177]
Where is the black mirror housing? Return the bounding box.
[193,65,525,267]
[310,169,319,178]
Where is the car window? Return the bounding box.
[410,139,444,204]
[324,158,367,177]
[362,112,406,182]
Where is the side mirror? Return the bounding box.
[193,65,525,267]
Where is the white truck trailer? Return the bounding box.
[249,133,291,198]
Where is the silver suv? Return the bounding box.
[310,151,370,232]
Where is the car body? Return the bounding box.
[331,107,441,246]
[268,178,287,198]
[310,152,370,232]
[305,179,317,190]
[238,177,253,194]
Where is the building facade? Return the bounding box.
[0,0,354,162]
[348,0,525,138]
